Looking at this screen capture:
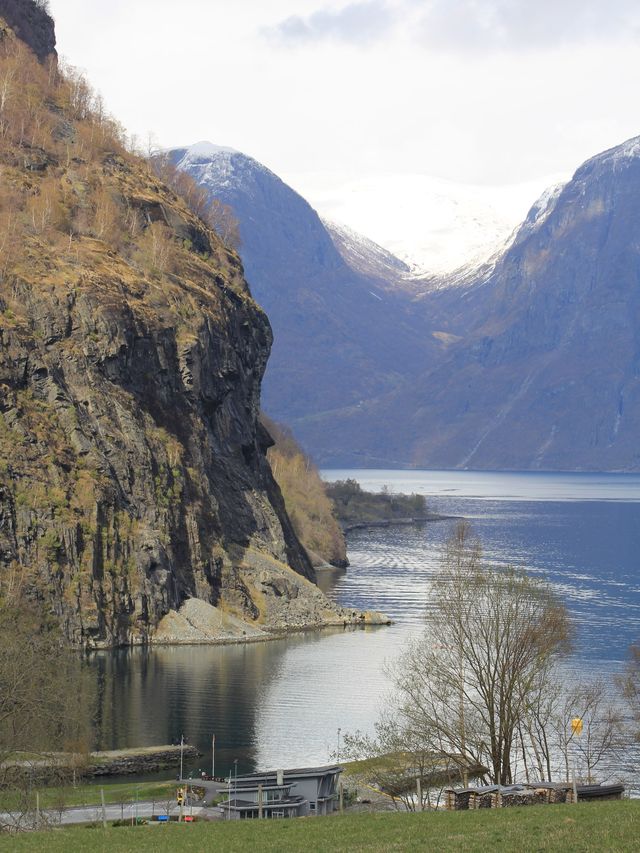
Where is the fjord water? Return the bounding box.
[91,470,640,779]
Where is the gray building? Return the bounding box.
[218,764,343,820]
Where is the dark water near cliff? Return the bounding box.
[91,471,640,782]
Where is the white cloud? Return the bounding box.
[47,0,640,193]
[265,1,394,45]
[414,0,640,51]
[269,0,640,51]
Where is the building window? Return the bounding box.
[309,802,316,812]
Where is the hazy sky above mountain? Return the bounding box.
[50,0,640,265]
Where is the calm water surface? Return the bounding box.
[91,471,640,782]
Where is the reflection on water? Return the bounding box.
[92,626,395,777]
[90,471,640,782]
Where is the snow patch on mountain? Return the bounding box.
[586,134,640,169]
[525,182,565,227]
[322,217,411,285]
[512,181,566,245]
[182,141,239,160]
[283,170,568,276]
[171,143,279,196]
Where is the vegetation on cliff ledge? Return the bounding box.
[325,479,428,529]
[263,416,347,568]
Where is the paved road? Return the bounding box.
[184,779,228,804]
[0,802,222,829]
[0,777,229,829]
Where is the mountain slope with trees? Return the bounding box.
[263,416,347,568]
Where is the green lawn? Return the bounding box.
[1,801,638,852]
[0,780,176,811]
[341,753,405,774]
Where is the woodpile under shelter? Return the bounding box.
[444,782,625,810]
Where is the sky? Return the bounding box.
[49,0,640,269]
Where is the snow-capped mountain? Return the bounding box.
[321,218,411,288]
[300,135,640,471]
[173,136,640,472]
[169,142,432,426]
[282,171,566,276]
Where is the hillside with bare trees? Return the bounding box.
[0,9,355,647]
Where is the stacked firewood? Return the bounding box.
[444,782,577,810]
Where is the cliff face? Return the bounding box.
[0,0,55,61]
[0,18,362,647]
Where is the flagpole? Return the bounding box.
[212,733,215,779]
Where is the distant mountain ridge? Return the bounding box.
[303,135,640,470]
[176,136,640,472]
[170,142,431,424]
[284,170,561,277]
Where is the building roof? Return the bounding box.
[228,783,292,794]
[222,796,305,811]
[237,764,343,782]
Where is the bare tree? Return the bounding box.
[0,602,94,831]
[91,186,123,247]
[526,679,623,784]
[206,199,241,251]
[620,644,640,739]
[136,221,176,276]
[571,683,623,783]
[150,153,241,251]
[391,523,572,786]
[341,711,457,811]
[343,526,627,792]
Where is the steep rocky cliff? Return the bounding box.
[0,15,367,647]
[0,0,55,61]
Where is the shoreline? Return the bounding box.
[4,745,201,781]
[148,616,393,648]
[88,615,393,654]
[342,513,461,533]
[87,515,458,653]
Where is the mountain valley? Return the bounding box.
[176,138,640,472]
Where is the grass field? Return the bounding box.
[0,780,176,811]
[1,801,638,852]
